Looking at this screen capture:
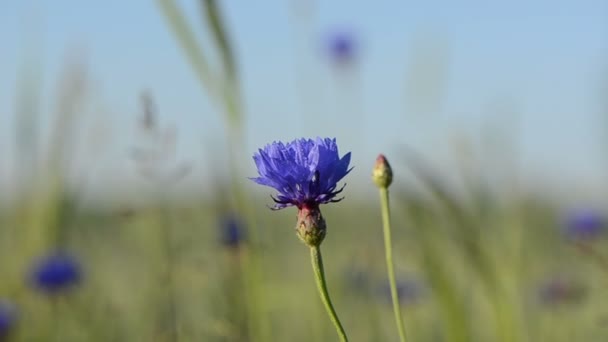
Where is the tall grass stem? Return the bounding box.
[159,199,179,342]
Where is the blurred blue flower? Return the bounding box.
[538,276,586,306]
[29,253,82,294]
[326,30,357,65]
[219,214,247,248]
[0,300,16,340]
[343,267,371,293]
[251,137,352,210]
[377,278,424,306]
[565,209,605,240]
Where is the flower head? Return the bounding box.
[538,276,586,306]
[251,137,352,210]
[326,30,357,66]
[377,278,424,306]
[219,214,247,249]
[372,154,393,188]
[29,252,82,294]
[343,266,371,293]
[564,209,605,241]
[0,300,16,340]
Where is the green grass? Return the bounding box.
[2,2,606,341]
[2,186,607,341]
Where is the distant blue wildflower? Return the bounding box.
[326,30,357,65]
[219,214,246,248]
[538,276,586,306]
[29,253,82,294]
[378,278,424,306]
[565,209,605,240]
[251,137,352,210]
[343,266,371,293]
[0,301,16,340]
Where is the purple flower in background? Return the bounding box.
[219,214,247,248]
[538,276,586,306]
[565,209,605,240]
[29,253,82,294]
[326,30,357,65]
[343,266,371,293]
[0,301,16,340]
[251,137,352,210]
[378,278,424,306]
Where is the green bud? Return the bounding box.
[295,205,326,247]
[372,154,393,188]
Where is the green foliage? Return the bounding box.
[2,2,607,341]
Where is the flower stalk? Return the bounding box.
[373,154,407,342]
[250,137,352,342]
[310,245,348,342]
[295,204,348,340]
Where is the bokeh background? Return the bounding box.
[1,1,608,341]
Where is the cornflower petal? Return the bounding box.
[251,137,352,209]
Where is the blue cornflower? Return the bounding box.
[378,278,424,306]
[564,209,605,240]
[326,30,357,65]
[343,266,371,293]
[538,276,586,306]
[251,137,352,247]
[0,301,16,340]
[219,214,247,248]
[251,137,352,210]
[29,253,82,294]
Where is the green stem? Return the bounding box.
[226,126,270,342]
[51,297,61,342]
[159,198,179,342]
[156,0,218,99]
[310,246,348,342]
[379,187,408,342]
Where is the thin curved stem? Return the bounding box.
[310,246,348,342]
[379,187,407,342]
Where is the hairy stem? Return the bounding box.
[379,187,407,342]
[310,246,348,342]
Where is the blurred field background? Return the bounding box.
[1,1,608,341]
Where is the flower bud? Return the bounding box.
[372,154,393,188]
[295,205,327,247]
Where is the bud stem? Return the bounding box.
[310,246,348,342]
[379,187,408,342]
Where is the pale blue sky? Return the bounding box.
[0,1,607,200]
